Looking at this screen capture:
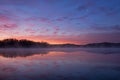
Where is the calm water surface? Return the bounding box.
[0,48,120,80]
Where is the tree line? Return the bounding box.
[0,39,49,48]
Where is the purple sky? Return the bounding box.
[0,0,120,44]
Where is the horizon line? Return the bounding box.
[0,38,120,45]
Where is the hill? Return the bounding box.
[83,42,120,48]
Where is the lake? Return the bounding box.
[0,48,120,80]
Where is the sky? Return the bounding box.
[0,0,120,44]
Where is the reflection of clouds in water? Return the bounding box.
[0,48,120,80]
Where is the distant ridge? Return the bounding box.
[83,42,120,48]
[0,39,120,48]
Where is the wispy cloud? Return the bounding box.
[77,1,94,11]
[89,24,120,31]
[98,6,120,16]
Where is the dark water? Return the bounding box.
[0,48,120,80]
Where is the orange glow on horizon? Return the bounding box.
[0,37,83,45]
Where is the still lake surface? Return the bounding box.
[0,48,120,80]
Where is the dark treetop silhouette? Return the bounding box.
[0,39,49,48]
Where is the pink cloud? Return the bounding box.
[27,23,36,27]
[45,29,49,32]
[52,26,60,35]
[0,23,18,31]
[0,15,10,23]
[54,26,60,31]
[39,17,50,23]
[0,14,18,32]
[25,28,36,34]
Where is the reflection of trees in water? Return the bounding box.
[0,48,119,58]
[0,48,79,58]
[0,49,49,58]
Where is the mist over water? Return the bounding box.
[0,48,120,80]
